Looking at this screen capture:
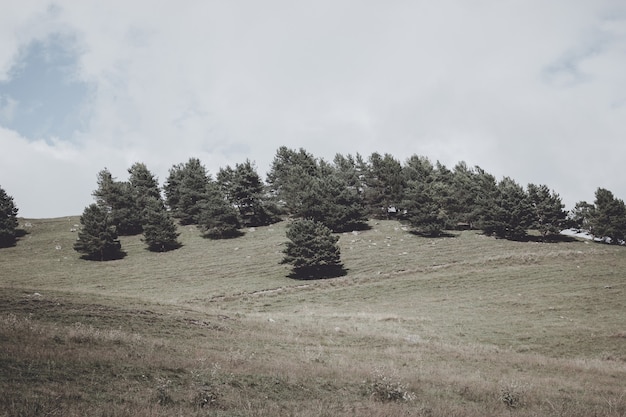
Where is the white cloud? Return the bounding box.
[1,0,626,217]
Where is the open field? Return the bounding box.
[1,217,625,416]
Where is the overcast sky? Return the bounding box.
[1,1,625,218]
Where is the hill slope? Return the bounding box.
[1,217,624,416]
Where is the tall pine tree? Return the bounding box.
[74,204,124,261]
[142,197,181,252]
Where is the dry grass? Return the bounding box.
[0,217,625,416]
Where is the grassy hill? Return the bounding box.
[1,217,624,416]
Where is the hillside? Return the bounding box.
[1,217,625,416]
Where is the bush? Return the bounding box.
[368,369,415,403]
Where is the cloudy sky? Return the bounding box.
[1,1,625,218]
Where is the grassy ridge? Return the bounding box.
[1,217,625,416]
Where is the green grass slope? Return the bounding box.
[1,217,624,416]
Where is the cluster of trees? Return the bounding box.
[73,158,282,260]
[74,163,181,260]
[267,148,569,241]
[4,145,626,277]
[164,158,281,235]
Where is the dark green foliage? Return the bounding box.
[281,219,345,279]
[589,188,626,244]
[196,185,242,239]
[73,204,124,261]
[402,181,448,236]
[569,201,595,230]
[361,153,405,218]
[300,161,368,232]
[527,184,567,240]
[0,185,19,247]
[164,158,211,225]
[266,146,319,214]
[447,162,489,228]
[479,177,532,240]
[217,159,280,227]
[93,169,142,235]
[128,162,161,202]
[141,197,181,252]
[400,156,449,236]
[332,153,366,192]
[266,148,367,232]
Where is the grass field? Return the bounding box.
[1,217,624,416]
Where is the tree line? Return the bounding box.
[1,146,625,276]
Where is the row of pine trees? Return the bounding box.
[2,146,626,276]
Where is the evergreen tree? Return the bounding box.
[163,162,185,213]
[142,197,181,252]
[266,146,319,214]
[196,184,242,239]
[361,152,405,218]
[74,204,124,261]
[569,201,595,230]
[527,183,567,240]
[164,158,211,225]
[93,169,142,235]
[128,162,161,201]
[298,161,368,232]
[281,219,345,279]
[0,185,19,247]
[217,159,280,226]
[401,180,447,236]
[448,162,486,228]
[479,177,532,240]
[589,188,626,244]
[332,153,366,192]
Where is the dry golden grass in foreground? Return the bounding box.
[0,217,624,416]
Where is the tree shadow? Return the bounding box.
[408,230,458,238]
[532,234,579,243]
[79,250,127,261]
[334,222,372,233]
[202,229,245,239]
[145,242,184,252]
[287,265,348,280]
[0,228,28,248]
[487,232,579,243]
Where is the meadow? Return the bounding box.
[0,217,624,416]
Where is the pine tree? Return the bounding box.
[164,158,211,225]
[217,159,280,227]
[281,219,345,279]
[142,197,181,252]
[266,146,319,214]
[479,177,532,240]
[300,162,368,232]
[589,188,626,244]
[196,184,242,239]
[361,152,405,218]
[402,180,447,236]
[527,183,567,240]
[73,204,124,261]
[0,185,19,247]
[93,169,142,235]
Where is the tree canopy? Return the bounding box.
[0,185,19,247]
[73,203,124,261]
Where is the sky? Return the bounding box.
[1,1,625,218]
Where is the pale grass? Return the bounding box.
[1,217,625,416]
